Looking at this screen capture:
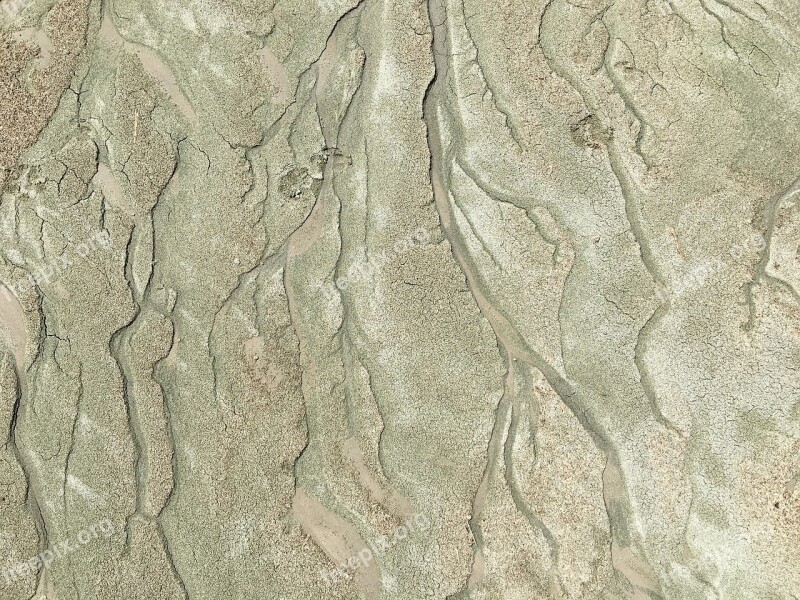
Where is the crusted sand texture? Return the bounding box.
[0,0,798,598]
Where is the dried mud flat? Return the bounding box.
[0,0,799,598]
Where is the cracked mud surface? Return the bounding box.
[1,0,799,598]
